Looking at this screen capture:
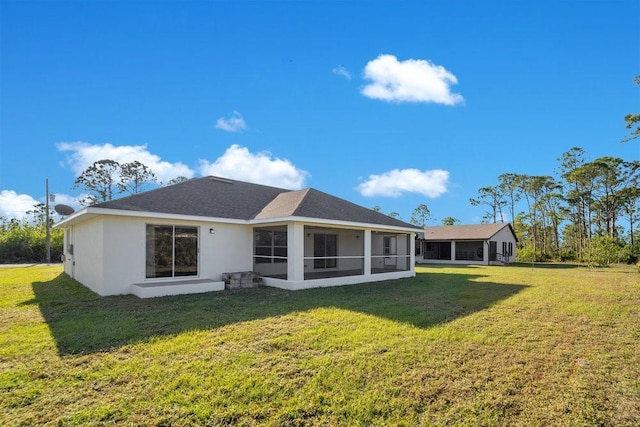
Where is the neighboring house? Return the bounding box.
[55,176,421,297]
[415,223,518,265]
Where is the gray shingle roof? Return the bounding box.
[94,176,288,220]
[93,176,419,229]
[256,187,420,228]
[422,223,518,241]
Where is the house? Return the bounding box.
[55,176,422,297]
[415,223,518,265]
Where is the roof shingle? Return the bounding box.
[94,176,288,220]
[422,223,517,241]
[92,176,419,229]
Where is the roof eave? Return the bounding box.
[251,215,421,232]
[421,223,519,242]
[54,207,252,228]
[55,209,421,233]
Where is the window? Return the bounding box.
[314,233,337,268]
[254,229,287,264]
[501,241,513,257]
[383,236,397,256]
[426,242,451,260]
[146,225,198,278]
[489,241,497,261]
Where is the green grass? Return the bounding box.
[1,264,638,426]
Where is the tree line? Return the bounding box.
[2,146,638,266]
[72,159,188,205]
[0,159,188,263]
[0,204,63,263]
[469,147,640,265]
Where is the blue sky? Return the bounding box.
[1,1,638,225]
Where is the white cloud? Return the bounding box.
[215,111,247,133]
[57,141,195,184]
[361,54,463,105]
[356,168,450,198]
[0,190,85,222]
[332,65,352,80]
[0,190,40,221]
[198,144,309,190]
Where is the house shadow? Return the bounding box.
[509,262,582,269]
[28,271,527,355]
[416,263,478,269]
[419,262,582,270]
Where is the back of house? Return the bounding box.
[416,223,517,265]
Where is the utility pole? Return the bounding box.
[45,179,51,263]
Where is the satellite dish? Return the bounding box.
[54,204,75,216]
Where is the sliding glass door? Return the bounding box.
[146,225,198,278]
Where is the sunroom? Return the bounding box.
[252,224,414,290]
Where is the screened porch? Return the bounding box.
[252,225,412,281]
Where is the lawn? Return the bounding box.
[1,264,638,426]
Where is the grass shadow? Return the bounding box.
[419,262,584,270]
[416,263,479,269]
[29,271,527,355]
[509,262,583,269]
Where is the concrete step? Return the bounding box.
[130,278,225,298]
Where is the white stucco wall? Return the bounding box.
[490,226,518,264]
[101,216,145,295]
[263,270,415,291]
[63,217,105,295]
[62,227,73,279]
[201,221,254,279]
[64,215,254,296]
[60,211,418,296]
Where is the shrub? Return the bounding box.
[516,247,551,263]
[0,221,63,263]
[583,236,622,267]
